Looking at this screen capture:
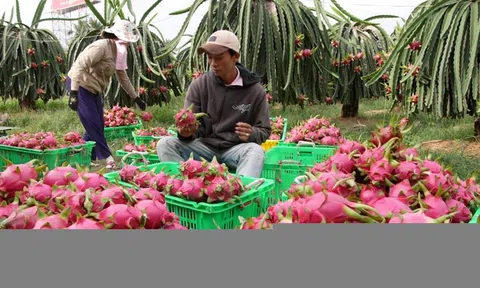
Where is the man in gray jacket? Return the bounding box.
[157,30,271,178]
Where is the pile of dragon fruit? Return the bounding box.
[134,127,175,137]
[119,156,246,203]
[104,106,139,127]
[0,161,187,229]
[284,117,345,146]
[269,116,286,140]
[124,142,157,153]
[239,119,480,228]
[0,131,86,150]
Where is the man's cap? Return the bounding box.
[197,30,240,55]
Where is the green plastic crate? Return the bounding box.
[132,128,178,146]
[278,141,339,149]
[0,141,96,170]
[104,162,275,230]
[104,119,143,141]
[260,145,337,207]
[468,208,480,223]
[115,149,160,166]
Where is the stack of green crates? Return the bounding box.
[104,119,143,141]
[0,141,96,170]
[260,145,337,207]
[132,128,177,146]
[104,162,275,230]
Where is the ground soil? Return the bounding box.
[421,139,480,158]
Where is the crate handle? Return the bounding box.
[297,141,315,147]
[294,175,308,184]
[278,160,302,165]
[68,145,86,154]
[245,178,264,191]
[238,197,261,211]
[121,151,149,167]
[297,150,313,157]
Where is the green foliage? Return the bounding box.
[67,0,184,108]
[159,0,332,108]
[363,0,480,119]
[0,0,81,109]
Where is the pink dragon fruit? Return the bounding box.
[308,171,357,198]
[90,186,129,212]
[267,199,294,223]
[205,176,233,202]
[328,152,356,173]
[422,172,451,196]
[180,156,207,179]
[66,217,105,229]
[239,214,272,229]
[174,104,208,134]
[422,160,443,174]
[24,182,53,203]
[0,162,39,198]
[163,223,188,230]
[370,197,412,219]
[43,165,79,187]
[135,200,169,229]
[150,172,170,191]
[33,208,70,229]
[339,140,366,154]
[359,184,385,205]
[368,158,393,182]
[74,173,109,191]
[119,165,140,182]
[320,136,340,146]
[204,157,228,181]
[394,161,421,181]
[178,178,206,201]
[96,204,144,229]
[134,171,155,188]
[1,206,39,229]
[357,147,385,171]
[0,201,19,220]
[64,192,87,223]
[165,178,184,195]
[134,188,165,203]
[422,194,449,219]
[47,188,74,213]
[388,179,416,205]
[445,199,472,223]
[388,211,457,223]
[309,160,332,175]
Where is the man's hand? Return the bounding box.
[134,97,147,111]
[178,124,198,138]
[68,90,79,111]
[235,122,253,142]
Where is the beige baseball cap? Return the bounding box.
[197,30,240,55]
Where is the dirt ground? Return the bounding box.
[421,139,480,158]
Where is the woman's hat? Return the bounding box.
[103,20,140,43]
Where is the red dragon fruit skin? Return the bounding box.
[43,165,79,187]
[422,194,449,219]
[394,161,421,181]
[179,178,206,201]
[33,214,69,230]
[165,178,184,195]
[134,188,165,203]
[388,211,457,223]
[388,179,416,205]
[180,157,206,179]
[25,182,53,203]
[135,200,169,229]
[370,197,412,219]
[339,140,366,154]
[150,172,170,191]
[163,223,188,230]
[119,165,140,182]
[422,160,443,174]
[134,171,155,188]
[74,173,109,191]
[97,204,144,229]
[368,158,393,182]
[0,163,39,198]
[360,184,385,205]
[445,199,472,223]
[329,153,356,173]
[1,206,39,229]
[66,218,105,229]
